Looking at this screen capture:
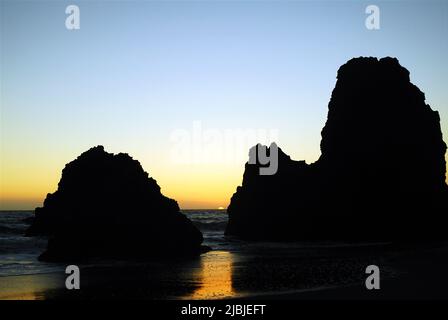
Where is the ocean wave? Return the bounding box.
[0,225,27,234]
[192,220,227,231]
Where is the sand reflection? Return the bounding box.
[0,273,64,300]
[187,251,235,300]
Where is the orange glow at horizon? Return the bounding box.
[0,147,246,210]
[1,147,447,210]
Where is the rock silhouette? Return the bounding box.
[226,57,448,241]
[27,146,204,261]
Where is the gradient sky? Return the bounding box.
[1,0,447,210]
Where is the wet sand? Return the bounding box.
[1,244,447,300]
[0,273,65,300]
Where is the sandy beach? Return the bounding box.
[1,242,447,300]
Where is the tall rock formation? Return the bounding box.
[226,57,447,241]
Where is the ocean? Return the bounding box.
[0,210,232,277]
[0,211,57,277]
[0,210,403,299]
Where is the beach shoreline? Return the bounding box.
[0,243,447,300]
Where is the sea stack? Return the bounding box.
[27,146,204,261]
[226,57,447,241]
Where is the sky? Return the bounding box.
[1,0,447,210]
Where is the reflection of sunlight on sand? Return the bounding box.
[187,251,234,300]
[0,273,63,300]
[1,290,39,300]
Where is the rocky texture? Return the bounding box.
[27,146,204,261]
[226,57,448,241]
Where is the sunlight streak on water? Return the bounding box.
[186,251,235,300]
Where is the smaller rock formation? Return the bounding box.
[27,146,204,261]
[226,143,314,240]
